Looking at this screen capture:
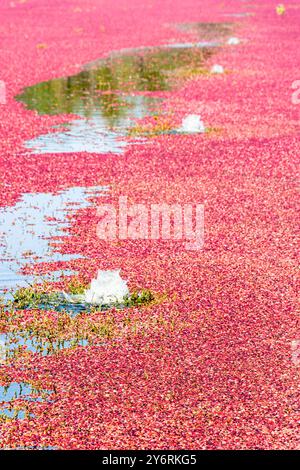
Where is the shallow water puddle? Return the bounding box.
[0,185,109,295]
[0,382,52,420]
[0,331,88,363]
[16,43,216,153]
[24,95,159,154]
[0,382,50,402]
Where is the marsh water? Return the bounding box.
[0,186,109,295]
[0,382,53,420]
[0,23,233,422]
[16,42,217,153]
[5,27,229,295]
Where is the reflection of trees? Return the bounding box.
[136,56,166,91]
[16,45,214,125]
[16,65,130,126]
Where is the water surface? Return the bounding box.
[0,382,52,420]
[16,43,215,153]
[0,186,108,295]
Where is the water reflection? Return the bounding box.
[0,382,50,402]
[0,382,52,420]
[0,186,109,294]
[25,96,158,154]
[16,44,215,154]
[17,45,214,115]
[0,332,88,363]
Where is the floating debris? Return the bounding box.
[179,114,206,133]
[276,4,286,15]
[16,44,214,154]
[8,280,156,313]
[227,37,240,45]
[83,269,129,306]
[211,64,224,74]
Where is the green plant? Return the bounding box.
[12,285,61,309]
[67,278,88,295]
[129,115,174,137]
[12,287,43,309]
[123,289,155,307]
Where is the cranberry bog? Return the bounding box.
[0,0,299,450]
